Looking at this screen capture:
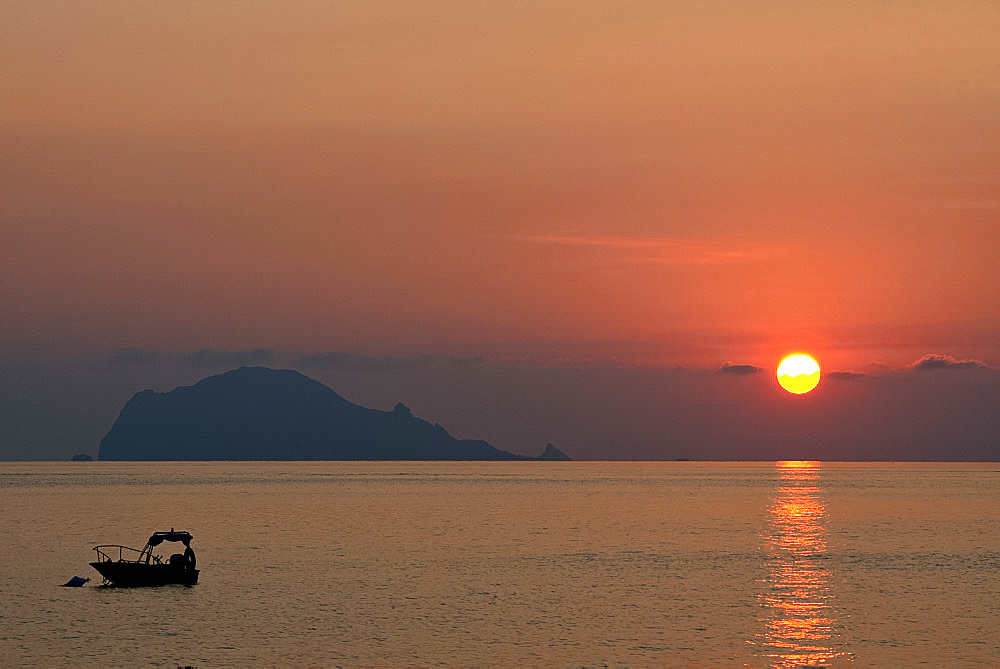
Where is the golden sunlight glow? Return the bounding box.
[755,460,851,666]
[778,460,821,469]
[776,354,821,394]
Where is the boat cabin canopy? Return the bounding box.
[147,531,193,546]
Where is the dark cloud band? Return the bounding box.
[912,354,987,371]
[718,361,764,374]
[827,370,866,380]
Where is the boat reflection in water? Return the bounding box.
[755,461,850,667]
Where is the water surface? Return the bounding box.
[2,461,998,665]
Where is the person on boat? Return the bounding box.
[183,539,196,571]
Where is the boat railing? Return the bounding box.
[93,544,163,565]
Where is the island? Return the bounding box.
[98,366,571,461]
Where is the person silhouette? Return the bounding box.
[183,540,196,571]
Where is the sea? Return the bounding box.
[1,461,998,667]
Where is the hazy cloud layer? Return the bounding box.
[101,348,485,371]
[178,348,276,367]
[718,362,764,374]
[912,354,988,371]
[296,351,484,371]
[105,348,161,365]
[104,347,277,368]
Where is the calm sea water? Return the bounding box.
[1,461,998,666]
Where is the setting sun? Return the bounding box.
[776,354,821,394]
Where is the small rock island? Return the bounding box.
[538,443,572,461]
[98,366,571,462]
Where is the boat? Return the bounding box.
[90,530,199,586]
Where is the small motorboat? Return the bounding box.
[90,529,199,586]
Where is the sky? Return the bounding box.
[2,2,998,459]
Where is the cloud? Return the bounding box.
[296,351,484,371]
[718,361,764,374]
[827,370,866,380]
[179,348,276,368]
[105,348,160,365]
[911,354,988,371]
[514,233,783,265]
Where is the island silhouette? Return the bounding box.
[98,366,570,461]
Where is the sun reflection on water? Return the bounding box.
[755,460,850,667]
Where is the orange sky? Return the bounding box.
[3,1,999,370]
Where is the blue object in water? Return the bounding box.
[62,576,90,587]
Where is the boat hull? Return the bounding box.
[89,560,199,587]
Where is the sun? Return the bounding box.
[776,354,821,394]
